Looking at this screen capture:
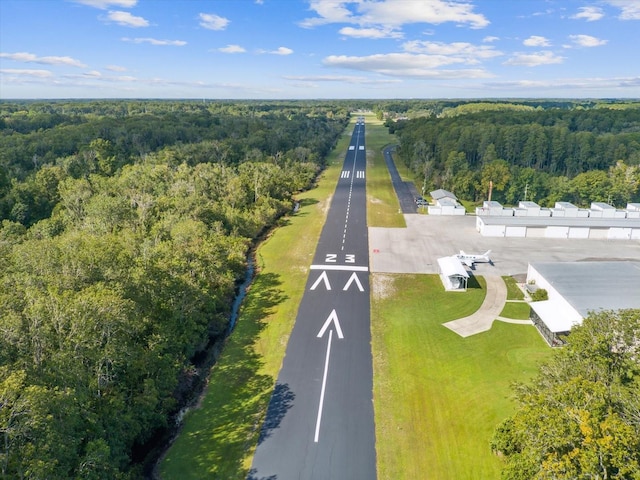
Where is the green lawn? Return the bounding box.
[499,301,531,320]
[503,275,525,300]
[371,274,551,480]
[363,114,406,228]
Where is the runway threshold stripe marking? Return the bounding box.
[310,265,368,271]
[314,329,333,443]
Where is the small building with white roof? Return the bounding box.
[437,256,469,291]
[428,189,466,216]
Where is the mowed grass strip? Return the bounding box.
[363,114,405,228]
[503,275,525,300]
[371,274,551,480]
[159,120,354,479]
[499,301,532,320]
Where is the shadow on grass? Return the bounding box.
[159,272,289,480]
[467,273,483,289]
[257,382,295,445]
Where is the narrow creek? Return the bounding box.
[145,253,256,478]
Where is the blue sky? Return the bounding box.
[1,0,639,99]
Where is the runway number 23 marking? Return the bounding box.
[325,254,355,263]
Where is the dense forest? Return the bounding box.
[0,100,349,478]
[389,102,640,206]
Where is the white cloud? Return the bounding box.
[339,26,403,39]
[0,52,87,67]
[273,47,294,55]
[605,0,640,20]
[104,10,149,27]
[199,13,230,30]
[523,35,551,47]
[301,0,489,29]
[401,40,502,64]
[106,65,127,71]
[122,37,187,46]
[571,6,604,21]
[323,53,493,78]
[70,0,137,9]
[483,36,499,43]
[0,68,54,78]
[258,47,294,55]
[283,74,401,85]
[218,45,246,54]
[568,34,607,47]
[300,1,354,26]
[484,76,640,91]
[504,51,565,66]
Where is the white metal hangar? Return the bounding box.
[476,201,640,239]
[526,261,640,346]
[428,189,466,216]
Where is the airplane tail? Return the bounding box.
[484,250,491,257]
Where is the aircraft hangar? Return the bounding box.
[526,261,640,346]
[476,201,640,239]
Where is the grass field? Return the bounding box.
[158,119,354,479]
[503,275,525,300]
[499,301,532,320]
[363,114,406,228]
[371,274,551,480]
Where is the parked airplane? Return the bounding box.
[456,250,492,267]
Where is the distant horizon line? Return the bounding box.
[1,96,639,102]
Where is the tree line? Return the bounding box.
[0,100,349,478]
[390,105,640,206]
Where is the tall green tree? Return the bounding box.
[492,309,640,480]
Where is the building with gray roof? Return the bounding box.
[526,261,640,346]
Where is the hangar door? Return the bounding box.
[505,226,526,237]
[526,227,545,238]
[568,227,589,239]
[545,226,569,238]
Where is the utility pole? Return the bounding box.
[524,182,528,202]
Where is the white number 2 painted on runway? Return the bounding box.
[325,253,355,263]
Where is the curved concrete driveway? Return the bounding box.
[443,276,507,337]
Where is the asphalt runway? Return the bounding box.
[249,122,376,480]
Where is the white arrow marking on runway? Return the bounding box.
[314,309,344,443]
[343,271,365,292]
[310,271,331,291]
[317,309,344,339]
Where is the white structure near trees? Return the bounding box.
[526,261,640,346]
[428,189,466,216]
[475,200,640,239]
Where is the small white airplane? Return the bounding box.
[456,250,492,267]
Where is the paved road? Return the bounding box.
[249,122,376,480]
[383,146,420,214]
